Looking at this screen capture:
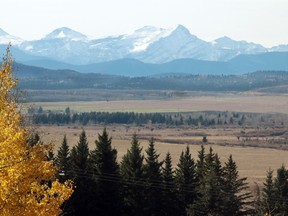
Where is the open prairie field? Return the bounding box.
[28,93,288,114]
[30,92,288,188]
[35,124,288,188]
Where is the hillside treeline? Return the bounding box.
[32,128,288,215]
[19,70,288,93]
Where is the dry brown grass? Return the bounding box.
[29,92,288,189]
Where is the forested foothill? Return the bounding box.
[16,65,288,102]
[19,70,288,92]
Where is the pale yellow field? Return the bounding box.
[29,94,288,113]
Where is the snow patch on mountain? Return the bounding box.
[57,31,66,38]
[44,27,87,41]
[128,25,179,52]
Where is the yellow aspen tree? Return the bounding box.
[0,47,73,216]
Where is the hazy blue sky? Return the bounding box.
[1,0,287,47]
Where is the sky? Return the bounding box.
[1,0,287,47]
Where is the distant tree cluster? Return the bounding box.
[32,111,166,125]
[31,110,238,127]
[54,129,253,215]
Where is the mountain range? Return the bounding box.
[1,25,288,64]
[0,25,288,77]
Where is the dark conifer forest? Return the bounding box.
[51,128,288,216]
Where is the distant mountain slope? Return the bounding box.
[14,62,132,90]
[0,28,22,45]
[17,25,268,64]
[229,52,288,71]
[20,52,288,77]
[1,25,286,65]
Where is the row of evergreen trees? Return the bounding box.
[54,128,255,215]
[31,111,218,126]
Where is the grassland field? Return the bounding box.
[28,93,288,114]
[28,93,288,189]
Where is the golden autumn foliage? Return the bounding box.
[0,47,73,216]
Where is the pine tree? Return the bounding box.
[89,128,121,216]
[56,135,70,182]
[222,155,253,216]
[175,146,197,216]
[196,145,206,183]
[162,152,178,216]
[68,130,94,215]
[120,134,145,216]
[70,130,89,176]
[47,149,55,162]
[27,132,40,146]
[189,147,224,216]
[256,166,288,215]
[273,165,288,214]
[256,169,277,215]
[143,138,164,216]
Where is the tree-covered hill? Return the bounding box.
[15,62,288,92]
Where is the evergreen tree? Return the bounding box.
[196,145,206,183]
[175,146,197,216]
[257,166,288,215]
[56,135,70,183]
[120,134,145,216]
[143,138,164,216]
[162,152,178,216]
[47,150,55,162]
[256,169,277,215]
[273,165,288,214]
[189,148,224,216]
[27,132,40,146]
[89,128,121,216]
[68,130,94,215]
[222,155,253,216]
[70,130,89,176]
[192,144,206,215]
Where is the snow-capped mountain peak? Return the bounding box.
[171,24,190,34]
[210,36,267,58]
[5,24,286,65]
[0,28,22,45]
[126,25,195,53]
[127,26,172,52]
[44,27,87,40]
[0,28,9,36]
[214,36,234,43]
[134,25,163,34]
